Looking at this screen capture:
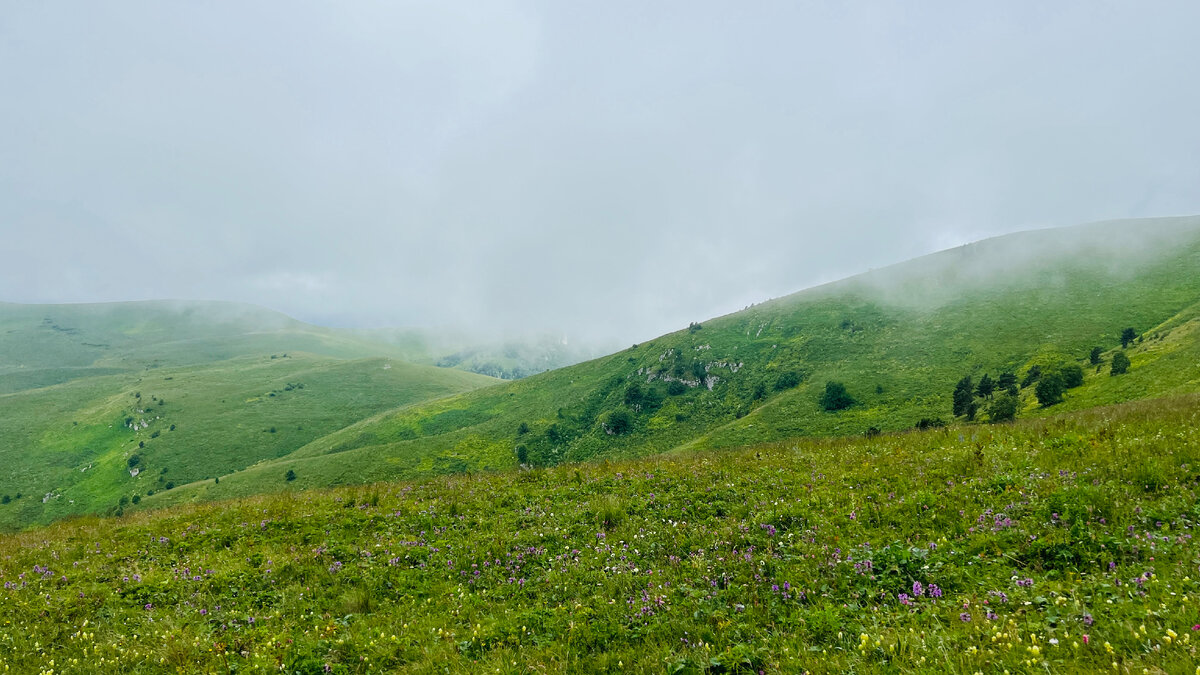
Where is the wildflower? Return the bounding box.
[1082,634,1089,644]
[913,581,923,597]
[898,593,911,605]
[929,584,942,598]
[960,612,971,622]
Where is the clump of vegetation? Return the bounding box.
[1111,350,1131,375]
[1035,372,1065,406]
[819,381,855,411]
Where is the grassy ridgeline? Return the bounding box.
[1,395,1198,672]
[154,216,1200,505]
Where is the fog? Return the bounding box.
[3,2,1199,348]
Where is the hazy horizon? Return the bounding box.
[4,2,1199,346]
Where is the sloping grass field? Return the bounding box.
[2,394,1198,673]
[148,217,1200,508]
[0,302,498,529]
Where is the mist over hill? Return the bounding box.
[136,216,1200,510]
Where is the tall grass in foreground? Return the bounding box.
[2,394,1200,673]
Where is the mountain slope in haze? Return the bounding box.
[354,327,610,380]
[148,216,1200,509]
[0,301,499,529]
[0,299,425,393]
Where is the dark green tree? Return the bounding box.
[1020,365,1042,388]
[516,445,529,465]
[997,372,1017,390]
[1035,373,1065,406]
[774,371,801,390]
[1121,327,1137,348]
[1089,347,1103,365]
[1060,364,1084,388]
[987,393,1018,423]
[976,374,995,399]
[285,469,296,482]
[952,376,974,417]
[820,381,855,411]
[1111,350,1131,375]
[517,422,529,435]
[604,409,633,435]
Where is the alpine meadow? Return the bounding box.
[6,3,1200,672]
[3,216,1200,673]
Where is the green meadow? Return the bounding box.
[1,394,1198,673]
[147,217,1200,510]
[0,301,497,529]
[3,217,1200,673]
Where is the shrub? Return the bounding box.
[1060,364,1084,388]
[603,409,633,435]
[915,417,946,430]
[1089,346,1103,365]
[1111,351,1130,375]
[987,393,1018,422]
[516,445,529,465]
[127,455,141,468]
[667,381,687,396]
[1035,374,1065,407]
[285,469,296,482]
[774,371,801,390]
[820,381,855,411]
[1121,327,1137,348]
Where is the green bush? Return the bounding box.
[1111,351,1130,375]
[820,381,855,411]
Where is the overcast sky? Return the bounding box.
[3,2,1199,344]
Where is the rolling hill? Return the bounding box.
[144,216,1200,509]
[0,300,498,529]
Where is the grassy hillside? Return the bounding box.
[0,299,419,393]
[3,395,1199,673]
[0,301,498,529]
[151,216,1200,506]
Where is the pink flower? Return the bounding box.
[1082,634,1089,644]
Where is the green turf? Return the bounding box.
[2,394,1199,673]
[0,301,498,529]
[149,216,1200,506]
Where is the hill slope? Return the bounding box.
[150,216,1200,508]
[3,394,1199,673]
[0,301,499,529]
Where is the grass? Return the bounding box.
[1,394,1198,672]
[0,301,498,530]
[149,216,1200,507]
